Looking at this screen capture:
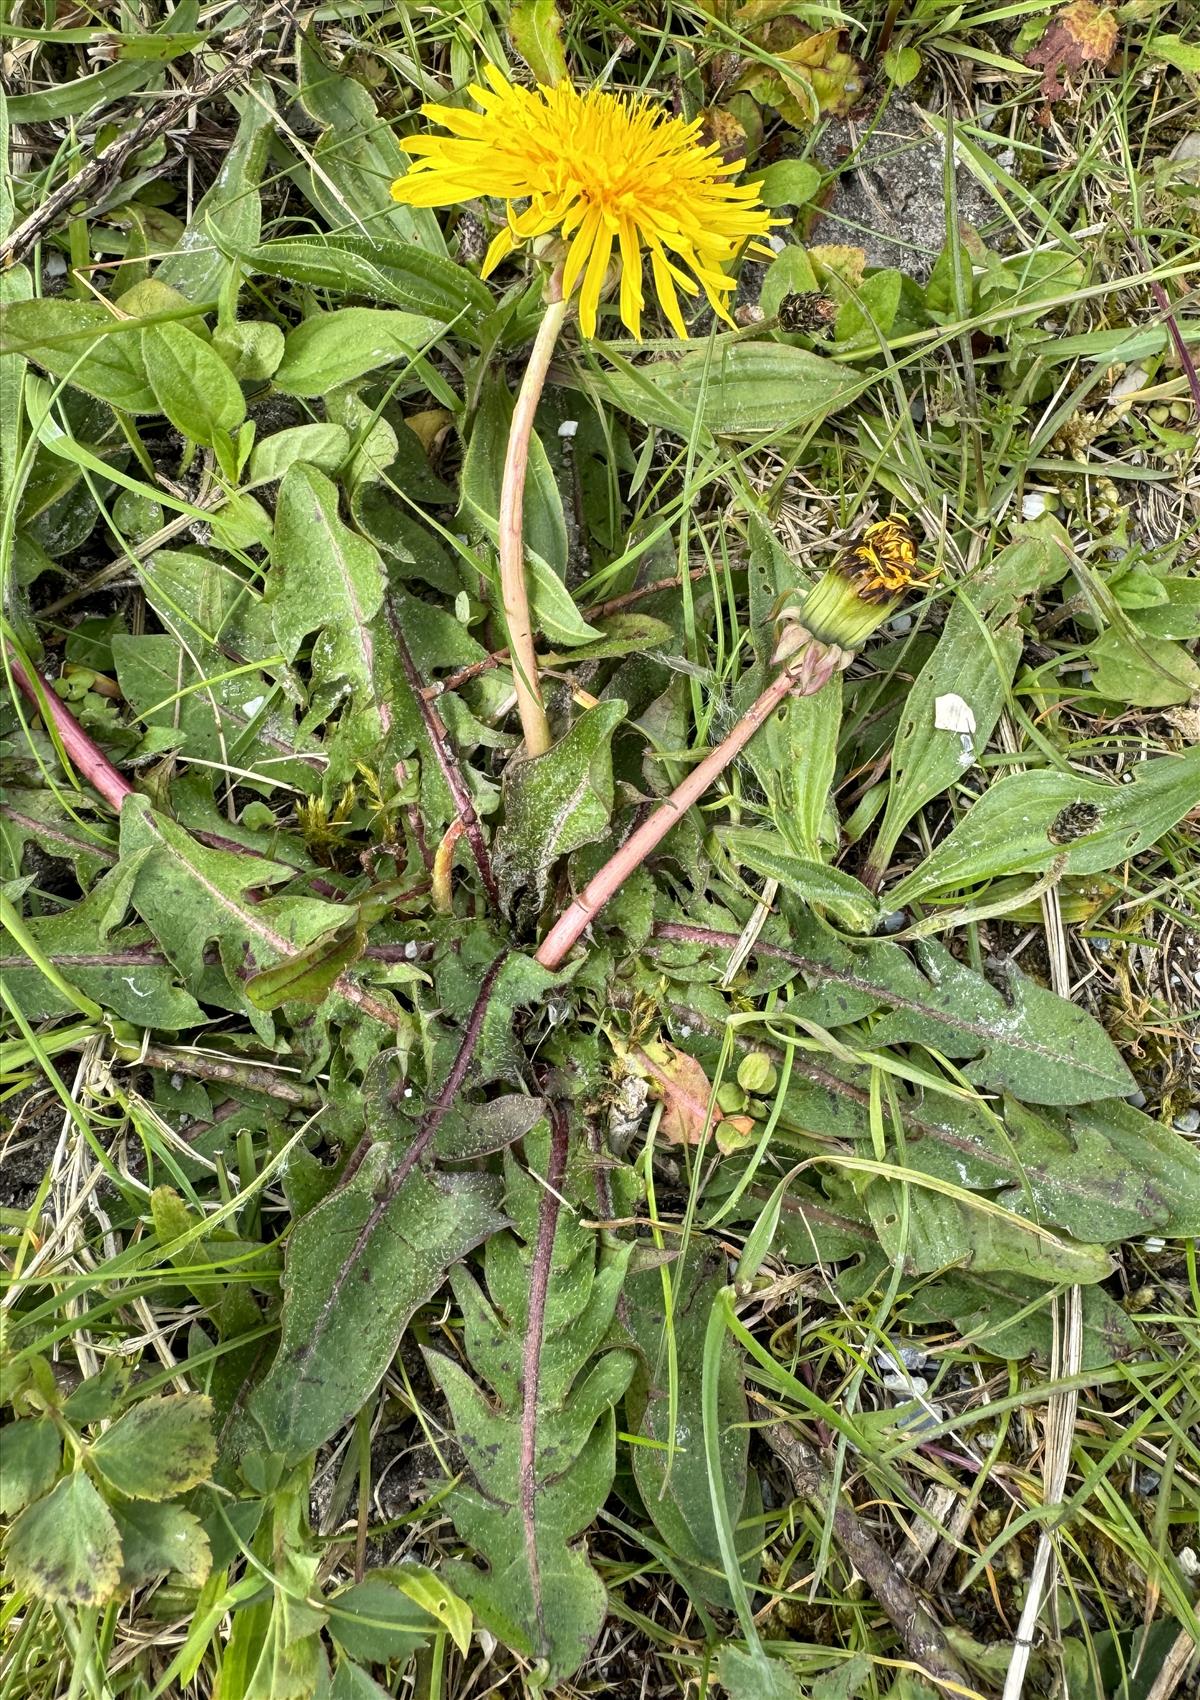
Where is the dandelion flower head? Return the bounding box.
[390,65,776,340]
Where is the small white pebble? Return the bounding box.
[880,910,908,935]
[403,1086,414,1099]
[888,613,913,635]
[1126,1090,1148,1109]
[1173,1108,1200,1134]
[557,419,579,438]
[403,941,419,960]
[1142,1237,1166,1254]
[170,1073,184,1092]
[1022,492,1048,520]
[1179,1547,1200,1580]
[769,234,787,253]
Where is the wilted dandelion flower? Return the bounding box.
[390,65,775,340]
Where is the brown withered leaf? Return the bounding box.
[734,26,863,125]
[1025,1,1119,98]
[700,105,748,166]
[626,1041,754,1148]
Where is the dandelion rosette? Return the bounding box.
[390,65,776,339]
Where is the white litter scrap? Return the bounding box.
[935,692,978,767]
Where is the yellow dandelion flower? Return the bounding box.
[390,64,776,340]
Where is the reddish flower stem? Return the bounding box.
[536,648,842,971]
[7,651,134,813]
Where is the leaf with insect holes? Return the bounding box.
[425,1127,635,1684]
[886,746,1200,906]
[1025,0,1118,98]
[90,1393,216,1500]
[4,1470,123,1607]
[495,700,626,911]
[250,1146,505,1460]
[865,531,1070,883]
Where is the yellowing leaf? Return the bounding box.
[807,244,867,290]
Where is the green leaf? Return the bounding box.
[4,1470,122,1607]
[495,700,626,910]
[296,38,445,253]
[141,322,247,446]
[866,1181,1112,1284]
[273,308,445,397]
[213,319,285,382]
[1146,33,1200,71]
[234,234,492,330]
[112,1500,212,1590]
[582,339,861,438]
[903,1269,1139,1368]
[509,0,568,84]
[90,1393,216,1500]
[426,1129,635,1685]
[866,534,1068,880]
[250,1148,504,1459]
[270,462,386,718]
[887,747,1200,905]
[716,827,880,933]
[624,1241,759,1609]
[883,43,922,86]
[245,922,365,1012]
[0,1418,61,1514]
[1,867,206,1029]
[1089,628,1200,707]
[833,270,903,347]
[327,1575,435,1664]
[156,82,275,301]
[756,159,822,208]
[248,422,351,483]
[716,1647,805,1700]
[119,797,348,1032]
[460,375,599,647]
[0,298,157,411]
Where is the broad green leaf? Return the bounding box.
[902,1269,1139,1368]
[296,37,445,252]
[756,159,822,208]
[834,269,903,346]
[141,322,247,446]
[90,1393,216,1500]
[624,1241,759,1610]
[1089,627,1200,707]
[273,307,445,397]
[581,339,862,438]
[716,1647,805,1700]
[1146,33,1200,70]
[326,1575,435,1664]
[374,1563,473,1656]
[868,938,1134,1105]
[233,234,492,330]
[0,1418,61,1515]
[213,318,285,381]
[112,1500,212,1590]
[250,1148,504,1459]
[866,1180,1111,1284]
[4,1470,122,1607]
[248,422,351,483]
[509,0,568,84]
[460,375,599,647]
[426,1129,636,1685]
[717,827,880,932]
[866,532,1069,880]
[245,920,364,1011]
[544,612,674,665]
[495,700,626,909]
[331,1663,392,1700]
[5,57,158,123]
[156,82,275,300]
[119,797,349,1032]
[1,868,206,1029]
[271,463,386,717]
[887,747,1200,905]
[1,298,157,411]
